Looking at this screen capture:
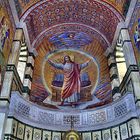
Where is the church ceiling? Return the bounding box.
[20,0,123,48]
[15,0,127,18]
[32,24,109,50]
[49,32,92,49]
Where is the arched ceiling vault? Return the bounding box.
[20,0,124,51]
[32,23,110,49]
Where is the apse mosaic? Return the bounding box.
[33,24,108,51]
[49,32,92,49]
[30,34,112,109]
[43,50,99,106]
[128,1,140,67]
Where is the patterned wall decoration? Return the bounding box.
[9,92,136,131]
[112,127,121,140]
[4,117,140,140]
[102,129,111,140]
[0,0,15,90]
[21,0,123,45]
[33,128,42,140]
[83,132,92,140]
[52,132,61,140]
[30,33,111,109]
[0,0,15,63]
[120,124,128,139]
[25,126,33,140]
[43,131,51,140]
[128,1,140,67]
[17,122,25,139]
[14,0,127,18]
[88,110,107,124]
[93,131,102,140]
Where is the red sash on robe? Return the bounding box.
[61,63,81,100]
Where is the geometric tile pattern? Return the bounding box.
[114,102,127,118]
[89,111,107,124]
[9,92,136,131]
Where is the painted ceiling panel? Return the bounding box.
[49,32,92,49]
[21,0,123,47]
[14,0,128,18]
[32,24,109,50]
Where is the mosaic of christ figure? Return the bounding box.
[48,55,91,105]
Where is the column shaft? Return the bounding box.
[23,53,35,98]
[0,29,23,140]
[107,53,121,101]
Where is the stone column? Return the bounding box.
[0,29,23,101]
[121,28,140,106]
[23,52,35,99]
[107,50,121,101]
[0,29,23,140]
[130,69,140,106]
[17,42,27,83]
[121,29,137,67]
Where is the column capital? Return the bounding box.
[28,48,38,58]
[104,47,114,57]
[111,21,126,50]
[123,41,137,66]
[8,41,21,67]
[121,29,131,42]
[14,28,24,41]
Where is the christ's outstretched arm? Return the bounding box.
[48,59,64,70]
[80,60,91,70]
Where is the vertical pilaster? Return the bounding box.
[17,42,28,82]
[23,52,35,99]
[0,29,23,101]
[130,70,140,106]
[0,29,23,140]
[107,51,121,101]
[0,113,7,140]
[121,28,140,106]
[121,29,137,67]
[0,67,1,92]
